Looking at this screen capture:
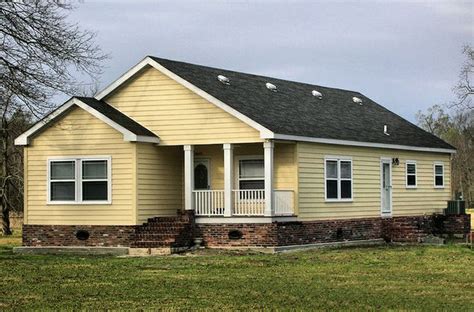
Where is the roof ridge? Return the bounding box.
[148,56,363,95]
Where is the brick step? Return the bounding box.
[141,222,192,227]
[137,225,192,232]
[131,240,192,248]
[131,241,173,248]
[147,217,192,223]
[133,233,183,240]
[139,223,192,228]
[138,230,189,234]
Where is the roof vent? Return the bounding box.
[312,90,323,99]
[352,97,363,105]
[266,82,277,92]
[384,125,390,136]
[217,75,230,85]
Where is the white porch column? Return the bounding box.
[264,141,274,216]
[184,145,194,211]
[223,143,233,217]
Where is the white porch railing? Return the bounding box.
[274,190,294,215]
[233,189,265,215]
[194,189,294,216]
[193,190,225,216]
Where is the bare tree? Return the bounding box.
[0,1,107,235]
[452,45,473,110]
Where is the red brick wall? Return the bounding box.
[276,218,383,246]
[195,223,277,247]
[381,214,471,243]
[439,214,471,235]
[22,225,136,247]
[195,218,383,247]
[23,214,471,248]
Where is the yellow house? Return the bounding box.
[15,56,469,250]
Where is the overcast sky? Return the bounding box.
[69,0,473,122]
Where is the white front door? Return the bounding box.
[381,159,392,215]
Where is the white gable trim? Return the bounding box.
[14,98,159,146]
[271,133,456,154]
[94,57,274,138]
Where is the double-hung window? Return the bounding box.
[325,157,353,201]
[48,157,111,204]
[238,158,264,190]
[434,162,444,188]
[406,161,417,188]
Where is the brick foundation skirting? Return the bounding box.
[22,214,471,248]
[195,218,383,247]
[381,214,471,243]
[22,224,136,247]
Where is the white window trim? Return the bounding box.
[433,162,445,189]
[234,155,264,191]
[405,160,417,189]
[47,156,112,205]
[324,156,353,202]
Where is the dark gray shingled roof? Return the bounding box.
[75,97,157,137]
[149,56,454,150]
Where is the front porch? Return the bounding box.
[183,142,296,218]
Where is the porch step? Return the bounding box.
[131,241,185,248]
[133,233,184,240]
[136,228,191,235]
[130,210,195,249]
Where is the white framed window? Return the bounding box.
[406,160,417,188]
[325,157,353,201]
[434,162,444,188]
[237,157,264,190]
[47,156,112,204]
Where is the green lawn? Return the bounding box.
[0,234,473,311]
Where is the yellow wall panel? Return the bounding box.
[106,66,262,145]
[25,106,137,225]
[297,142,451,220]
[136,144,183,224]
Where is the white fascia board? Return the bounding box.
[271,133,456,154]
[94,57,151,100]
[14,98,159,145]
[94,57,274,138]
[14,98,76,146]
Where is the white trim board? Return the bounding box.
[14,97,159,146]
[271,134,456,154]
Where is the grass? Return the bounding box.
[0,233,473,310]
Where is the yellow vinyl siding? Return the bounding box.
[106,66,262,145]
[297,142,451,220]
[25,106,136,225]
[136,144,183,224]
